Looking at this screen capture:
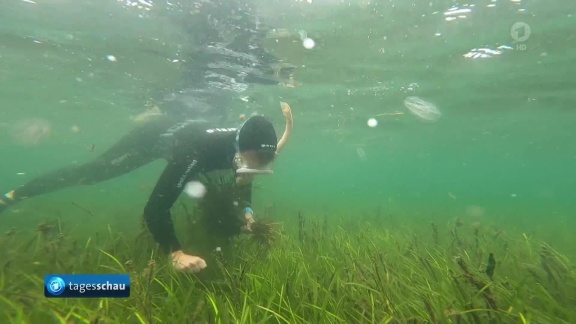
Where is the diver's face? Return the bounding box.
[233,150,275,184]
[240,151,270,168]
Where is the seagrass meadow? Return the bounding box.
[0,196,575,324]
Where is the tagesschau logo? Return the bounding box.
[46,276,66,296]
[44,274,130,298]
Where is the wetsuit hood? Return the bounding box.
[235,115,277,153]
[234,115,277,175]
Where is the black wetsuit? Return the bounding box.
[1,0,287,253]
[9,117,249,253]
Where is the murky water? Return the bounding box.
[0,0,575,321]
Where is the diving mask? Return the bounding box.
[233,153,274,175]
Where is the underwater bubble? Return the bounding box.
[367,118,378,128]
[302,38,315,49]
[299,31,315,49]
[184,181,206,199]
[403,96,441,122]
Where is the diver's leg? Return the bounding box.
[0,117,175,211]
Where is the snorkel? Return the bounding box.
[234,102,293,184]
[276,101,293,155]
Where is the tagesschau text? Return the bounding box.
[44,274,130,298]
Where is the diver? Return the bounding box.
[0,0,295,273]
[0,104,293,273]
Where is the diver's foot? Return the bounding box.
[0,191,16,214]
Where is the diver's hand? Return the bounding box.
[241,208,256,233]
[170,250,207,273]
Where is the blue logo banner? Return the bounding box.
[44,274,130,298]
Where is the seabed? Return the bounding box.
[0,177,574,324]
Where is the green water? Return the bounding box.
[1,2,575,231]
[0,0,575,320]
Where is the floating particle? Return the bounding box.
[403,96,441,122]
[184,181,206,199]
[376,112,404,117]
[106,55,117,62]
[367,118,378,128]
[356,147,366,160]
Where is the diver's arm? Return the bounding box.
[143,156,203,254]
[143,155,208,273]
[237,182,256,231]
[276,102,293,155]
[143,165,186,254]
